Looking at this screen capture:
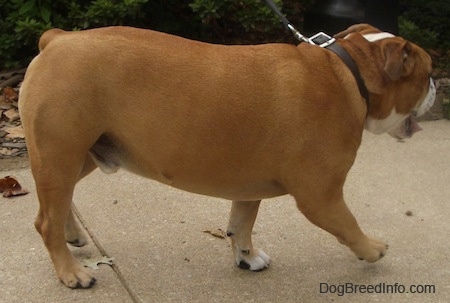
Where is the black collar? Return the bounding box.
[325,43,370,111]
[261,0,370,111]
[262,0,370,111]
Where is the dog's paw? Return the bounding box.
[58,264,97,289]
[235,248,270,271]
[66,235,88,247]
[65,213,88,247]
[351,236,388,263]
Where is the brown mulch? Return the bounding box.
[0,69,27,160]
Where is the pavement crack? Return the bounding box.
[72,204,142,303]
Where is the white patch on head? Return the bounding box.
[363,32,395,42]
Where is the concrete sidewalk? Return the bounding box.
[1,120,449,303]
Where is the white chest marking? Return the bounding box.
[365,109,407,135]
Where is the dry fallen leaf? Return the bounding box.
[0,98,13,110]
[1,87,18,103]
[0,175,29,197]
[4,126,25,139]
[3,108,20,122]
[203,228,227,239]
[82,256,114,270]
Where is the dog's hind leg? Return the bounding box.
[226,200,270,271]
[30,146,97,288]
[65,155,98,247]
[65,209,87,247]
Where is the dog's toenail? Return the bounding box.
[67,239,85,247]
[238,261,250,270]
[89,277,97,287]
[252,267,266,272]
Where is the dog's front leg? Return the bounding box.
[227,200,270,271]
[293,189,388,262]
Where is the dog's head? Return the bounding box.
[335,24,436,139]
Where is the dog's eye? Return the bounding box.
[402,52,408,62]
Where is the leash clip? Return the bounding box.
[308,32,336,48]
[263,0,336,47]
[287,25,335,47]
[287,24,309,43]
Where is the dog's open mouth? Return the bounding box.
[404,115,422,138]
[388,115,422,139]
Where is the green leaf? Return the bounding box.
[40,7,51,23]
[19,0,36,15]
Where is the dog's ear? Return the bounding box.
[383,41,415,81]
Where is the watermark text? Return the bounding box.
[320,282,436,297]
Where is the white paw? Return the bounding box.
[235,248,270,271]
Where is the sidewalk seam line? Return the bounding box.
[72,204,142,303]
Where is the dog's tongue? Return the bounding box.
[405,115,422,137]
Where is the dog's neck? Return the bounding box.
[324,42,370,112]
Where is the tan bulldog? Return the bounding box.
[19,24,435,288]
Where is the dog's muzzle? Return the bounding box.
[388,78,436,139]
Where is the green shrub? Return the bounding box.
[189,0,283,33]
[399,0,450,50]
[398,17,438,50]
[1,0,448,70]
[0,0,49,68]
[0,0,293,69]
[0,0,149,69]
[67,0,148,29]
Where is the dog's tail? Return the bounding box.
[38,28,65,51]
